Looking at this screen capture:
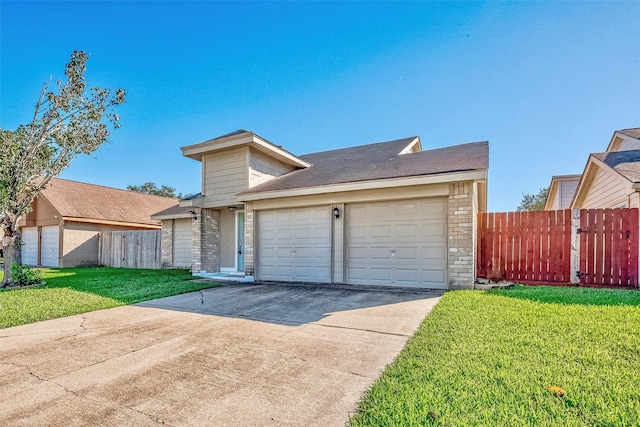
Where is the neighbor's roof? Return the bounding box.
[40,178,178,226]
[592,150,640,183]
[239,137,488,195]
[618,128,640,140]
[151,204,195,220]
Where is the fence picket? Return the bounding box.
[476,208,637,288]
[100,230,161,269]
[628,208,639,286]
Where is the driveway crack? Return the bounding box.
[314,323,409,337]
[199,290,205,305]
[2,361,171,425]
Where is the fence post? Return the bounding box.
[570,209,580,284]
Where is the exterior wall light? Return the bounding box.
[228,206,237,212]
[333,207,340,219]
[188,210,198,221]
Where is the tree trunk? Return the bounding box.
[1,232,21,287]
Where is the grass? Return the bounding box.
[350,285,640,426]
[0,267,219,329]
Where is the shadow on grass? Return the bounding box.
[487,284,640,307]
[37,267,204,305]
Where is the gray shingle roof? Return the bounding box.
[592,150,640,183]
[151,204,194,218]
[239,137,488,195]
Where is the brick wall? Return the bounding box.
[201,208,220,272]
[191,209,202,273]
[448,182,476,289]
[161,219,173,268]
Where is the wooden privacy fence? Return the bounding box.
[477,208,639,287]
[99,230,162,269]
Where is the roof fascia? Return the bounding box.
[181,133,310,167]
[150,213,193,220]
[398,137,422,154]
[544,179,559,210]
[606,131,629,152]
[251,134,311,167]
[590,155,635,186]
[570,155,634,208]
[62,217,161,228]
[238,170,487,202]
[570,158,595,209]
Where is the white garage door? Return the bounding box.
[257,206,331,283]
[173,218,192,268]
[346,198,447,289]
[41,226,60,267]
[21,227,38,266]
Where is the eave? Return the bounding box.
[181,132,310,168]
[237,170,487,202]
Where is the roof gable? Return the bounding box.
[180,129,310,168]
[606,128,640,152]
[544,174,580,210]
[570,152,640,208]
[592,150,640,183]
[40,178,178,226]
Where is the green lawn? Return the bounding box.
[350,285,640,426]
[0,267,219,329]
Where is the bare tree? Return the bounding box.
[0,51,125,286]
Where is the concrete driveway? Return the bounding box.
[0,283,442,426]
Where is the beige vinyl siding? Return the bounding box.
[202,147,248,207]
[250,183,450,211]
[249,149,294,188]
[580,167,630,209]
[549,188,560,210]
[173,219,192,268]
[617,138,640,151]
[220,208,236,269]
[332,202,345,283]
[559,180,579,208]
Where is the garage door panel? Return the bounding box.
[258,206,331,283]
[21,228,38,266]
[370,268,392,281]
[346,198,447,289]
[276,229,292,241]
[41,226,59,267]
[370,247,393,259]
[395,247,418,260]
[312,246,331,258]
[422,248,447,263]
[395,268,419,282]
[348,226,366,239]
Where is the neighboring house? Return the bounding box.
[150,204,195,269]
[543,128,640,210]
[18,178,177,267]
[544,175,581,210]
[154,130,489,290]
[570,128,640,209]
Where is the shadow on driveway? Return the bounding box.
[137,281,444,327]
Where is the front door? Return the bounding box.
[237,212,245,272]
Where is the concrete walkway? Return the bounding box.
[0,283,442,426]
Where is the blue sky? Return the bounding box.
[2,1,640,211]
